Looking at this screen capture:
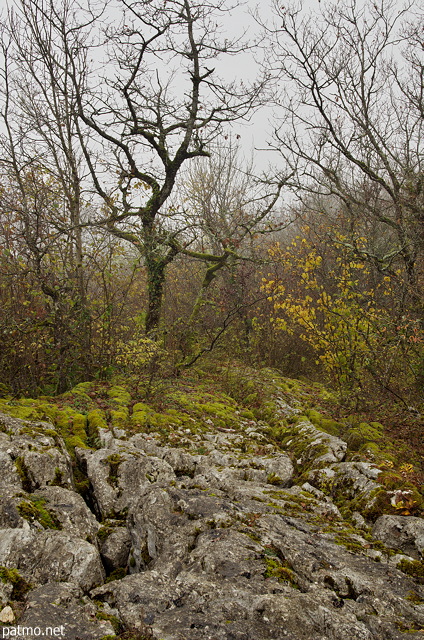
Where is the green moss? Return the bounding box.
[55,407,87,439]
[353,484,423,521]
[96,611,122,633]
[244,393,257,405]
[18,496,62,530]
[334,532,365,554]
[105,567,127,583]
[196,401,238,428]
[75,478,90,497]
[44,428,59,438]
[397,559,424,584]
[15,456,32,492]
[379,471,403,489]
[72,381,92,393]
[111,408,129,428]
[265,423,288,443]
[346,422,384,451]
[86,409,108,447]
[0,398,61,425]
[241,529,261,542]
[131,403,154,428]
[406,590,424,605]
[253,400,278,425]
[87,409,108,430]
[305,409,342,436]
[50,467,65,487]
[106,453,123,486]
[64,435,89,461]
[369,421,385,431]
[0,566,32,600]
[263,556,299,589]
[1,404,41,421]
[107,386,131,406]
[97,525,114,542]
[358,441,382,458]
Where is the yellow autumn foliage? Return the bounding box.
[262,229,422,395]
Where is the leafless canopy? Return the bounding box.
[266,0,423,297]
[1,0,276,333]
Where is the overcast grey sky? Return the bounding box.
[0,0,320,172]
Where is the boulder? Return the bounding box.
[284,419,347,467]
[372,515,424,560]
[0,528,104,591]
[33,486,100,541]
[0,412,74,491]
[99,526,132,572]
[76,445,175,519]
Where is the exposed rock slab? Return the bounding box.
[0,407,422,639]
[18,583,114,639]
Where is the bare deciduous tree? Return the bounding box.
[267,0,423,312]
[20,0,274,335]
[0,6,94,391]
[172,140,287,362]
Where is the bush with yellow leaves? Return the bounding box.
[263,227,423,404]
[116,335,170,398]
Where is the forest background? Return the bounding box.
[0,0,422,442]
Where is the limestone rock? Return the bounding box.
[33,486,99,542]
[285,419,347,466]
[0,412,73,491]
[248,453,294,486]
[76,445,175,519]
[0,605,15,623]
[0,580,14,606]
[0,405,422,640]
[18,583,115,639]
[99,526,132,572]
[0,528,104,591]
[0,496,26,528]
[308,461,382,510]
[372,515,424,559]
[0,451,23,497]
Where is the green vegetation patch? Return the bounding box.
[17,496,62,530]
[406,590,424,605]
[262,545,299,589]
[397,559,424,584]
[333,531,366,554]
[97,525,115,542]
[106,453,123,487]
[0,566,32,600]
[50,467,66,487]
[15,456,32,492]
[305,409,343,436]
[107,386,131,406]
[111,408,129,428]
[105,567,127,583]
[96,611,122,634]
